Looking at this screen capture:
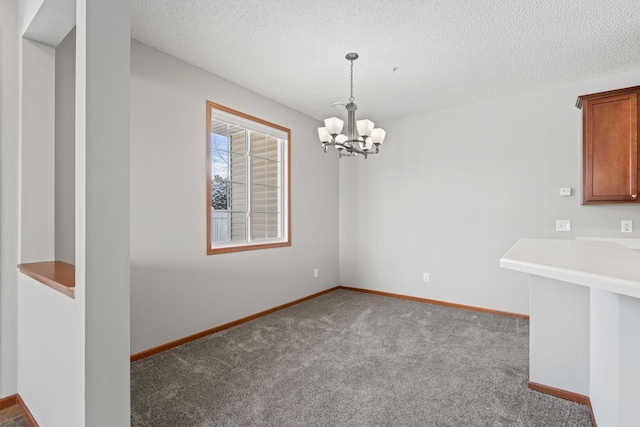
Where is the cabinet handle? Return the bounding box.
[633,194,638,198]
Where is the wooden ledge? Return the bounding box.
[18,261,75,298]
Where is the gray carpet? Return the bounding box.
[131,289,593,426]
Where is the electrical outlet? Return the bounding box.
[560,188,572,196]
[556,220,571,232]
[423,273,430,283]
[621,220,633,233]
[314,268,319,278]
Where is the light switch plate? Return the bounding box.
[556,220,571,231]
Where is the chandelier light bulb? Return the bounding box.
[371,128,386,145]
[356,119,375,137]
[365,137,373,150]
[358,137,374,151]
[335,134,348,144]
[324,117,344,136]
[318,127,332,143]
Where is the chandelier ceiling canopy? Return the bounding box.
[317,53,386,159]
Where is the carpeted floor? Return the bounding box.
[131,289,593,426]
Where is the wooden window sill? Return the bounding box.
[18,261,75,298]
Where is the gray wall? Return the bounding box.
[130,40,340,354]
[340,68,640,315]
[20,37,55,264]
[55,27,75,264]
[0,0,19,397]
[81,1,131,423]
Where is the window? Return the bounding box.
[206,101,291,254]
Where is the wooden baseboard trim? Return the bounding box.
[338,286,529,320]
[17,394,39,427]
[528,381,590,405]
[528,381,597,426]
[131,286,340,362]
[0,394,39,426]
[0,394,17,411]
[588,400,598,427]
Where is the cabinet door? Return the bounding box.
[583,92,638,204]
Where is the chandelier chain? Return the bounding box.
[349,59,354,103]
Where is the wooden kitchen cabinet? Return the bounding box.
[577,86,639,204]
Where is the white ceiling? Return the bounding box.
[131,0,640,123]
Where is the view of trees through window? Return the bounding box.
[210,131,232,211]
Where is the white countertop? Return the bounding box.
[500,239,640,299]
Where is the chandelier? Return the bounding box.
[317,53,386,159]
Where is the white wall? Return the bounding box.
[18,0,44,35]
[340,68,640,314]
[20,37,55,263]
[591,290,640,427]
[16,0,131,425]
[590,288,620,427]
[17,13,84,426]
[618,295,640,426]
[21,0,74,47]
[0,0,20,398]
[55,27,75,264]
[18,274,84,424]
[130,40,340,354]
[530,276,589,396]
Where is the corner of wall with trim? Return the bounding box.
[0,0,21,398]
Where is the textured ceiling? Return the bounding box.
[131,0,640,123]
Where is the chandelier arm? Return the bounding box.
[346,146,366,156]
[356,146,380,155]
[334,141,348,149]
[338,151,357,157]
